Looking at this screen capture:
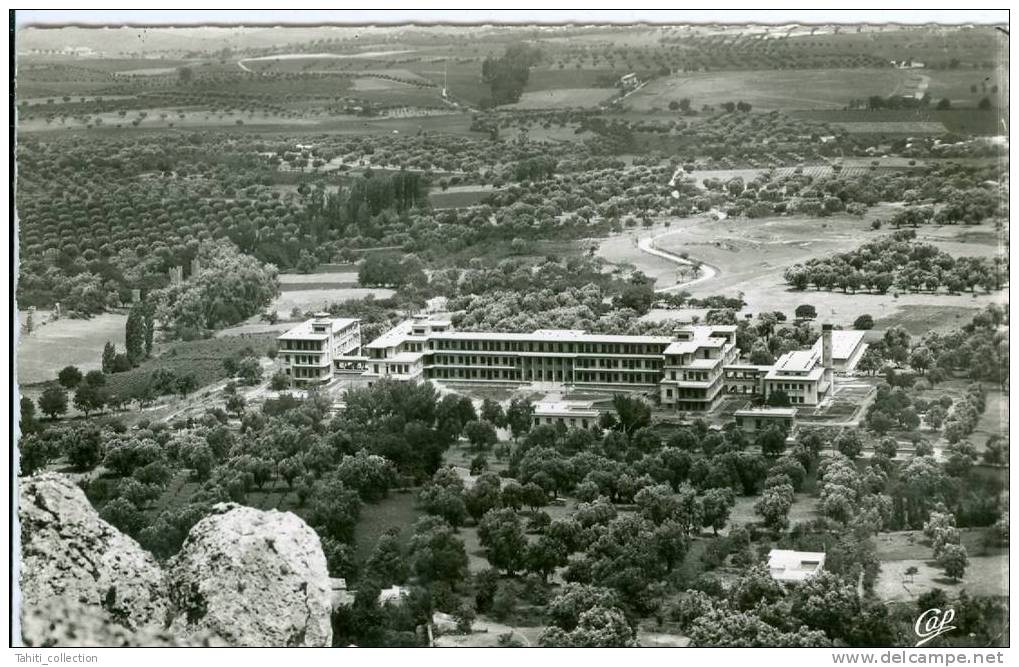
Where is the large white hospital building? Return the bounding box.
[362,316,866,411]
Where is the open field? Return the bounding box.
[272,287,395,315]
[628,69,912,111]
[628,67,1007,114]
[505,88,615,110]
[874,529,1007,602]
[17,312,127,385]
[429,185,498,209]
[606,212,1007,331]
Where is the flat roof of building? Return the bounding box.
[812,329,866,361]
[735,408,797,417]
[430,330,672,345]
[768,549,825,582]
[278,317,359,341]
[766,364,825,382]
[534,400,600,417]
[773,349,819,373]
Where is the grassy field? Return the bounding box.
[428,185,497,209]
[873,528,1007,602]
[505,88,615,110]
[628,67,1007,114]
[17,311,127,386]
[102,333,278,402]
[273,287,395,316]
[352,489,423,564]
[628,69,912,112]
[613,212,1006,331]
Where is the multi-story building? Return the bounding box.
[363,317,853,411]
[658,325,739,412]
[277,314,362,385]
[367,317,672,388]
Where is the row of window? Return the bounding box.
[280,340,325,352]
[429,338,666,355]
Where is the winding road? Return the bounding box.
[637,233,720,293]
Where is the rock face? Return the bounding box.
[167,503,333,647]
[18,475,333,647]
[18,473,169,642]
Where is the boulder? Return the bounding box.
[167,503,332,647]
[18,473,169,641]
[21,598,226,648]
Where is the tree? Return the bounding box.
[789,570,862,641]
[610,394,651,435]
[977,96,992,111]
[101,341,117,374]
[701,487,735,535]
[83,370,106,387]
[19,396,38,434]
[307,473,362,543]
[464,420,498,451]
[539,607,636,647]
[337,450,399,502]
[38,382,68,419]
[480,398,506,427]
[939,543,968,581]
[794,304,817,320]
[754,484,793,532]
[505,397,535,440]
[465,472,503,523]
[834,430,863,459]
[269,371,291,391]
[175,374,198,398]
[419,484,467,529]
[62,426,104,470]
[364,530,409,585]
[125,305,146,364]
[756,425,787,458]
[73,383,106,417]
[100,497,145,535]
[57,365,83,389]
[766,389,791,408]
[853,314,874,330]
[408,517,468,584]
[478,508,527,575]
[545,583,621,632]
[909,346,935,375]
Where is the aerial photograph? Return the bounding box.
[10,10,1010,652]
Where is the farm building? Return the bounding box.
[768,549,826,583]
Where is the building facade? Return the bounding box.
[364,317,847,411]
[277,315,362,385]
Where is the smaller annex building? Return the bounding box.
[767,549,826,583]
[734,407,796,434]
[277,314,363,385]
[532,400,601,430]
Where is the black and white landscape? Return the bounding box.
[13,14,1010,649]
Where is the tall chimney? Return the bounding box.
[821,324,833,391]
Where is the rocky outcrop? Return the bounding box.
[18,475,332,647]
[21,598,227,648]
[167,503,333,647]
[18,474,169,640]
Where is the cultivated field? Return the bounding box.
[17,311,127,385]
